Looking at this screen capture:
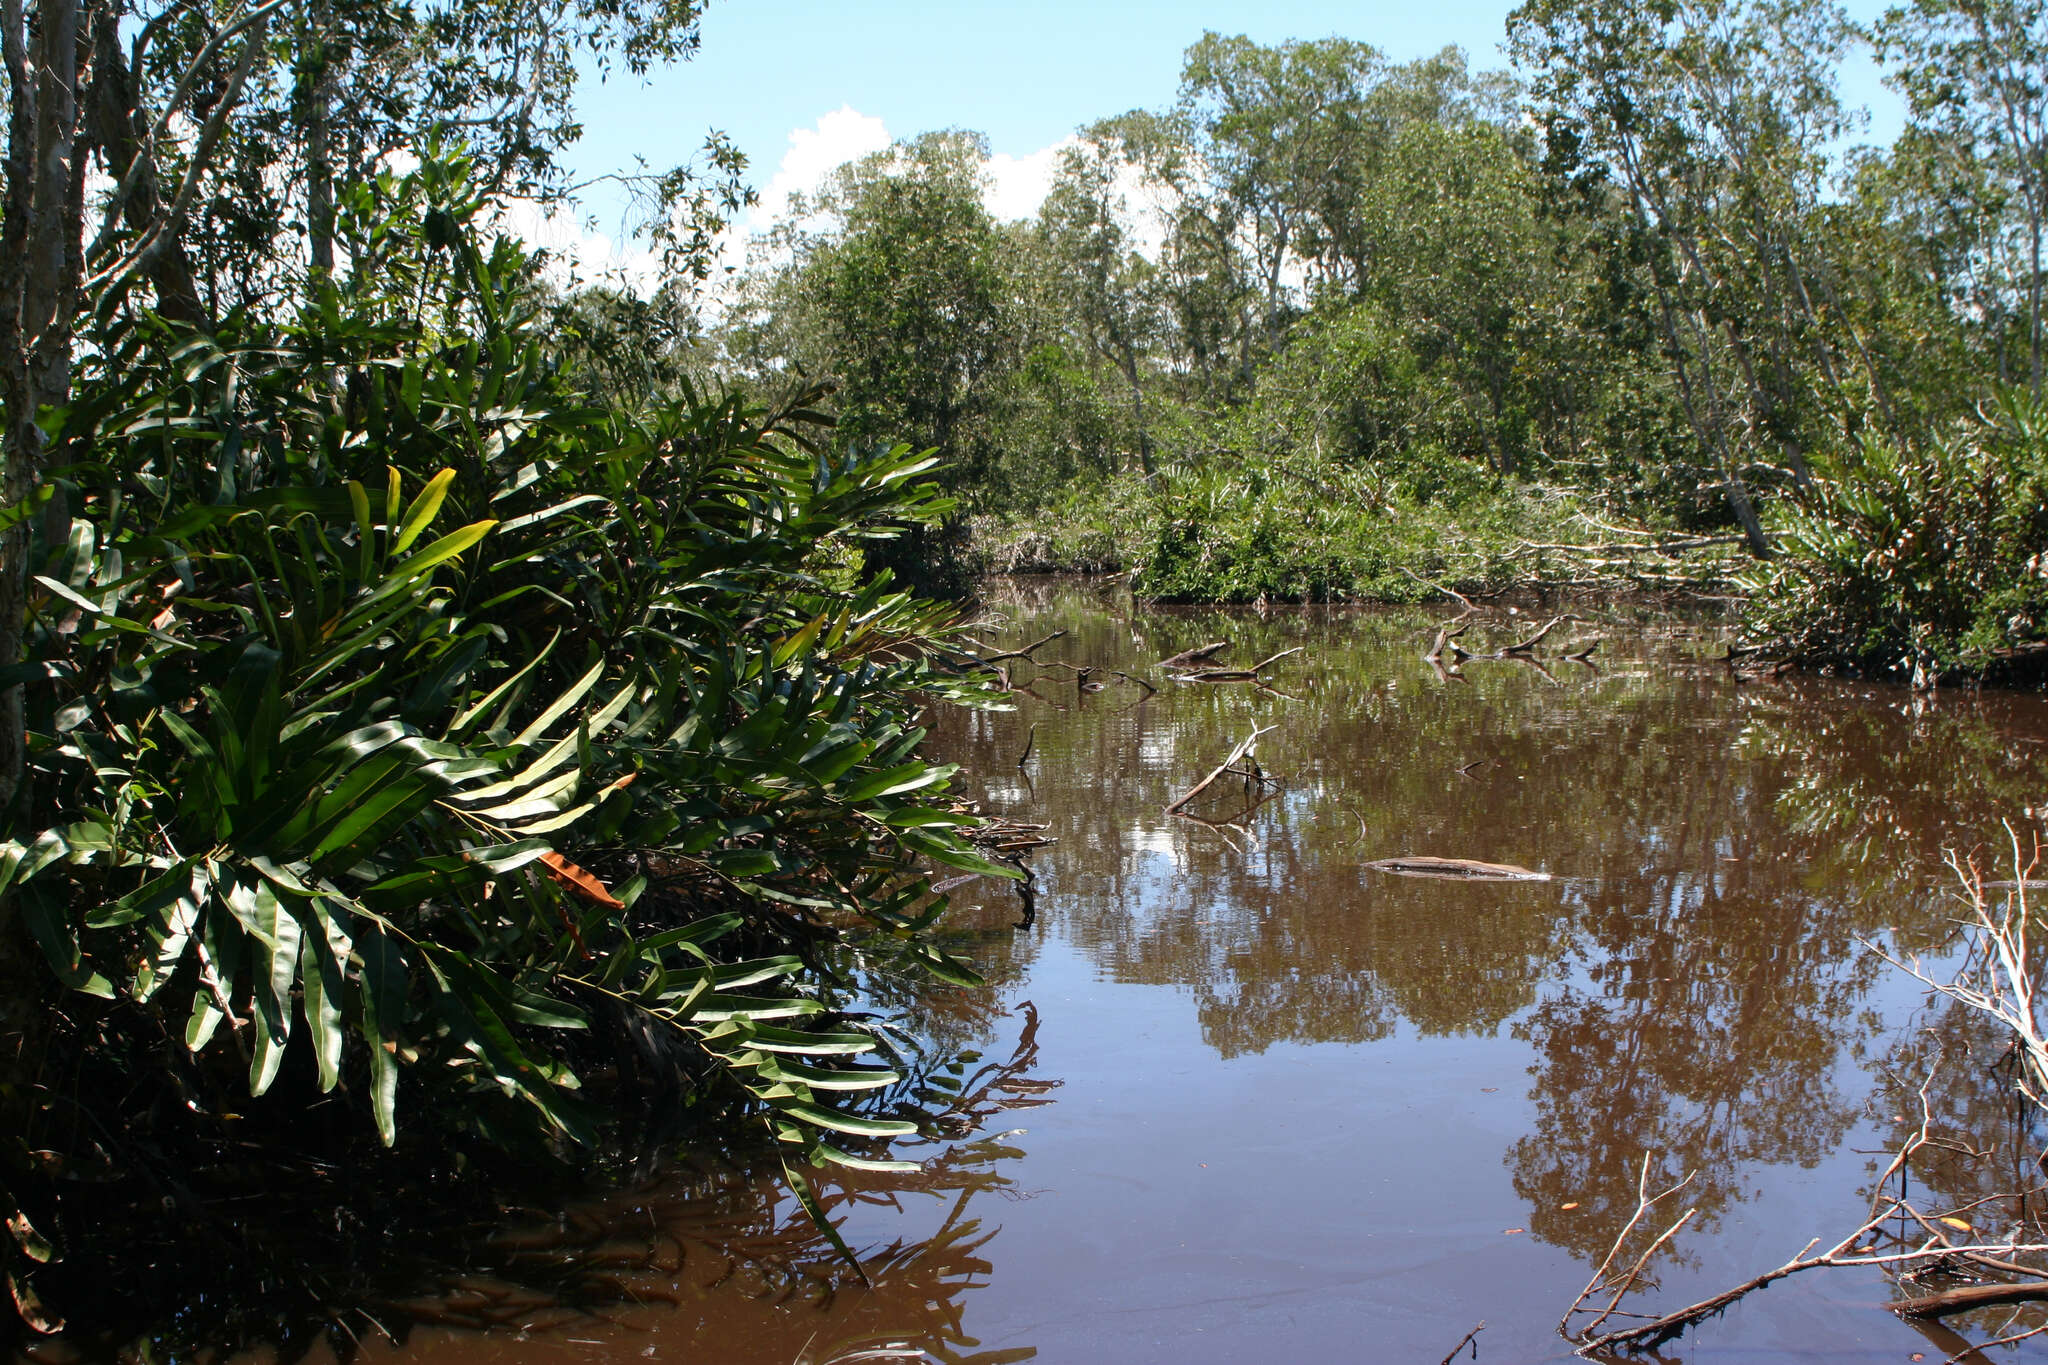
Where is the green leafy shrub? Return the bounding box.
[1740,392,2048,679]
[0,152,1015,1292]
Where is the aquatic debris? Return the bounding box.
[1159,640,1230,669]
[1170,646,1303,682]
[1166,726,1276,815]
[1365,856,1552,882]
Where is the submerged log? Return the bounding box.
[1366,856,1552,882]
[1159,641,1230,668]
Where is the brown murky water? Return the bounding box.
[349,579,2048,1365]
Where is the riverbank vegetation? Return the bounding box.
[0,0,1026,1347]
[714,2,2048,682]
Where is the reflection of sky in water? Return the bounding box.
[351,584,2048,1365]
[917,585,2048,1363]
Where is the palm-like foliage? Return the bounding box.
[1741,392,2048,678]
[0,152,1013,1241]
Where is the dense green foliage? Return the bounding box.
[718,5,2048,668]
[1742,396,2048,678]
[0,150,1024,1337]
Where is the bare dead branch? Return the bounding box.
[1165,726,1275,816]
[978,630,1068,665]
[1502,615,1570,656]
[1437,1321,1485,1365]
[1888,1282,2048,1319]
[1158,640,1229,669]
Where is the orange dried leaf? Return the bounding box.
[539,850,624,911]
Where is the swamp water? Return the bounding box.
[230,582,2048,1362]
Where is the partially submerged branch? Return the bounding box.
[1166,726,1275,816]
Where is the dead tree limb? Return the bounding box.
[979,630,1067,664]
[1568,1069,2048,1357]
[1165,726,1275,815]
[1437,1321,1485,1365]
[1559,1156,1697,1341]
[1502,615,1570,656]
[1159,641,1229,669]
[1425,621,1473,664]
[1887,1282,2048,1319]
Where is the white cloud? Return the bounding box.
[520,108,1099,304]
[984,137,1076,222]
[752,106,892,229]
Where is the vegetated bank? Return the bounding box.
[0,156,1024,1355]
[708,10,2048,686]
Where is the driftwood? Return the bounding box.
[1564,1064,2048,1357]
[1171,646,1303,682]
[1166,726,1275,815]
[1366,856,1552,882]
[1159,640,1230,669]
[1502,615,1570,655]
[1887,1281,2048,1318]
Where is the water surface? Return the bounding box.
[355,579,2048,1364]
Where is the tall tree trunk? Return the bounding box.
[0,0,90,819]
[86,3,203,324]
[300,0,336,276]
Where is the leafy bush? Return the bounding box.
[0,155,1016,1317]
[1740,392,2048,679]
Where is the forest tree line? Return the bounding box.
[684,1,2048,679]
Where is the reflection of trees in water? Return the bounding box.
[1866,999,2048,1238]
[38,1005,1054,1365]
[1509,878,1877,1261]
[382,1008,1056,1365]
[944,585,2048,1285]
[1737,682,2048,926]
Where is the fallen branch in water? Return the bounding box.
[1159,640,1230,669]
[1424,619,1473,664]
[1564,1061,2048,1357]
[1887,1281,2048,1319]
[1367,856,1551,882]
[1171,646,1303,682]
[1502,615,1571,656]
[977,630,1068,665]
[1437,1321,1485,1365]
[1166,726,1275,815]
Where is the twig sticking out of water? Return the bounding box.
[1873,828,2048,1110]
[1166,726,1275,815]
[1437,1321,1485,1365]
[1562,1061,2048,1357]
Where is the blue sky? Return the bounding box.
[541,0,1902,277]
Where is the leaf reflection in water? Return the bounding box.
[360,1007,1056,1365]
